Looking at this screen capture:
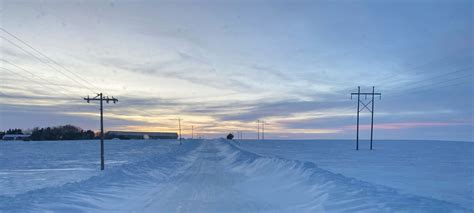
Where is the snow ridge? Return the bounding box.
[0,139,470,212]
[219,140,470,212]
[0,141,200,212]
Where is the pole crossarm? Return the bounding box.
[351,92,381,100]
[84,95,119,103]
[351,92,381,96]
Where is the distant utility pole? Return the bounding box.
[177,118,182,145]
[257,120,260,140]
[256,120,267,140]
[236,131,242,140]
[84,93,118,170]
[351,86,381,150]
[191,125,194,139]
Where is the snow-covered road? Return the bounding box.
[0,140,470,212]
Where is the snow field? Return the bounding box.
[0,139,471,212]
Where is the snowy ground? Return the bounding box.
[0,139,472,212]
[240,139,474,210]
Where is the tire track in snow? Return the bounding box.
[142,141,272,212]
[0,139,470,212]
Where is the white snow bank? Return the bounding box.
[239,139,474,210]
[0,140,179,196]
[0,139,470,212]
[219,140,469,212]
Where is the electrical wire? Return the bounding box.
[0,34,97,94]
[0,27,102,92]
[0,67,78,100]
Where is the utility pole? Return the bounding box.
[257,120,260,140]
[237,131,243,140]
[191,125,194,139]
[370,86,375,150]
[84,93,118,170]
[261,120,265,140]
[351,86,381,150]
[178,118,182,145]
[356,87,360,150]
[170,118,182,144]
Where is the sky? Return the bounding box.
[0,0,472,141]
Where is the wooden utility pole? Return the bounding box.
[257,120,260,140]
[370,86,375,150]
[170,118,183,144]
[178,118,182,145]
[84,93,118,170]
[356,87,360,150]
[351,86,381,150]
[191,125,194,139]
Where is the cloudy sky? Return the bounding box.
[0,0,472,141]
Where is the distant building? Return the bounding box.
[106,131,178,140]
[2,134,31,141]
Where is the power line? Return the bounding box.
[406,72,472,92]
[1,28,102,92]
[0,74,84,91]
[0,67,77,100]
[374,48,471,87]
[0,64,79,100]
[380,66,473,89]
[386,77,473,100]
[385,72,473,100]
[366,65,473,102]
[0,34,97,93]
[402,66,474,85]
[1,59,80,97]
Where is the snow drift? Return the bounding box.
[0,139,470,212]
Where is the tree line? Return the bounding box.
[1,125,97,141]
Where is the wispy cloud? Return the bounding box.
[0,0,472,140]
[352,121,470,130]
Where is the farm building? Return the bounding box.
[106,131,178,140]
[2,134,31,141]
